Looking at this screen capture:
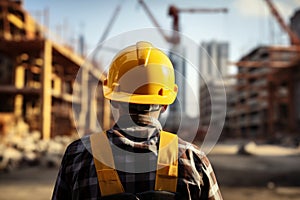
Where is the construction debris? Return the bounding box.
[0,130,77,172]
[243,141,300,156]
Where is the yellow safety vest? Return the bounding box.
[90,131,178,197]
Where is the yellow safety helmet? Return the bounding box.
[103,41,178,105]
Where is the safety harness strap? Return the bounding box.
[155,131,178,192]
[90,130,178,196]
[90,132,124,196]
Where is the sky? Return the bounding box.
[24,0,300,60]
[23,0,300,117]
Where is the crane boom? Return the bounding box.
[265,0,300,45]
[92,4,122,69]
[98,4,121,44]
[138,0,172,43]
[138,0,227,44]
[176,8,228,13]
[168,5,227,43]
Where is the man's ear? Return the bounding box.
[161,105,168,113]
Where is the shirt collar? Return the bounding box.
[109,114,162,154]
[115,114,162,131]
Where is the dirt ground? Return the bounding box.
[0,155,300,200]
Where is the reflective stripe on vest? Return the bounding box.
[90,131,178,196]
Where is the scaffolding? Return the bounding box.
[0,0,109,140]
[226,46,300,138]
[225,1,300,139]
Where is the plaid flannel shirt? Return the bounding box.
[52,116,222,200]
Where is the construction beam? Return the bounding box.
[52,42,84,68]
[0,86,40,94]
[89,82,98,132]
[225,71,271,79]
[14,64,25,118]
[235,84,268,91]
[231,60,296,68]
[266,45,300,52]
[7,13,24,29]
[2,3,11,39]
[78,67,89,135]
[40,40,52,140]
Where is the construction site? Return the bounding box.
[200,1,300,142]
[224,1,300,139]
[0,0,300,199]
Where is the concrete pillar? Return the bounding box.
[79,67,89,134]
[288,78,296,133]
[40,40,52,140]
[89,82,97,131]
[52,75,62,96]
[267,83,275,136]
[14,65,25,118]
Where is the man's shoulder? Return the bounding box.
[177,138,213,168]
[178,138,206,158]
[64,135,91,156]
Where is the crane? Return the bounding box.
[168,5,227,44]
[138,0,227,44]
[91,3,122,67]
[264,0,300,46]
[92,4,122,130]
[97,4,121,45]
[231,0,300,68]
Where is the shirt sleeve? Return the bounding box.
[201,155,223,200]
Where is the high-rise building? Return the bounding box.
[199,41,229,131]
[164,45,187,132]
[199,41,229,82]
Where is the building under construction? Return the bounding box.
[199,1,300,140]
[0,0,108,140]
[225,4,300,139]
[226,46,300,138]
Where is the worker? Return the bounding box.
[52,41,223,200]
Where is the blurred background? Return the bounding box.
[0,0,300,199]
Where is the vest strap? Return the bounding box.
[90,132,124,196]
[90,130,178,196]
[155,131,178,192]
